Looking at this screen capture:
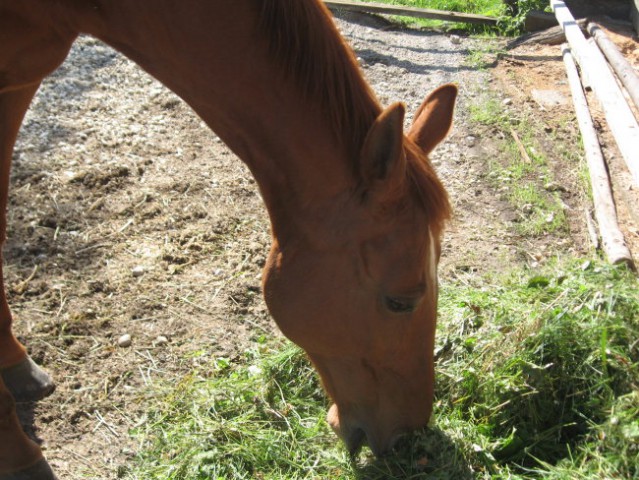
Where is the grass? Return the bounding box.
[124,259,638,479]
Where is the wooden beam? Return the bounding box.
[552,0,639,188]
[524,10,557,32]
[562,44,635,268]
[588,22,639,114]
[324,0,498,25]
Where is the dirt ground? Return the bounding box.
[9,11,637,480]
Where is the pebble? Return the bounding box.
[155,335,169,346]
[131,265,146,277]
[118,334,132,348]
[544,181,567,192]
[450,34,461,45]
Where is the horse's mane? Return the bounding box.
[257,0,380,159]
[257,0,450,231]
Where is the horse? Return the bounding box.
[0,1,456,477]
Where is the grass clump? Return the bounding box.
[126,259,638,479]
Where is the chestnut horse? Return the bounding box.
[0,1,456,477]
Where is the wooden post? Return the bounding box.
[551,0,639,188]
[588,22,639,114]
[562,44,635,268]
[323,0,498,25]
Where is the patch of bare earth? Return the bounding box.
[10,12,635,479]
[494,19,639,260]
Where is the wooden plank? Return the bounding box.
[562,44,635,268]
[588,22,639,114]
[506,19,587,49]
[524,10,557,32]
[323,0,498,25]
[552,0,639,188]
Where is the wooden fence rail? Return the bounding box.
[562,45,635,268]
[552,0,639,187]
[323,0,499,26]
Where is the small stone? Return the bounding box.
[544,181,567,192]
[131,266,145,277]
[450,34,461,45]
[155,335,168,346]
[118,334,132,348]
[503,98,513,106]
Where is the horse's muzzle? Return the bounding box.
[327,404,405,457]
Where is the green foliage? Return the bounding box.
[499,0,552,35]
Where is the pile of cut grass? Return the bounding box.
[125,259,638,479]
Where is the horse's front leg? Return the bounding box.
[0,86,56,403]
[0,376,57,480]
[0,86,58,480]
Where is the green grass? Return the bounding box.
[124,259,638,479]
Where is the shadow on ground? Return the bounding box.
[353,427,474,479]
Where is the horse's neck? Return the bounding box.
[74,0,358,239]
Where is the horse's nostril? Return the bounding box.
[367,430,408,457]
[346,427,366,456]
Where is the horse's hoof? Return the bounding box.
[1,356,56,402]
[0,459,58,480]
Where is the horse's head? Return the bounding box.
[263,84,456,455]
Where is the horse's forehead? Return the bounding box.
[366,206,430,247]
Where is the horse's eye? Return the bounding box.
[384,296,419,314]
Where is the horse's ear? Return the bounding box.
[359,102,406,188]
[408,84,457,155]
